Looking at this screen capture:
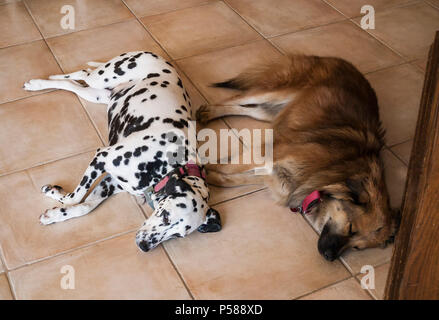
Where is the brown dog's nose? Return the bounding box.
[322,249,337,261]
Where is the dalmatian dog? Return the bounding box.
[23,51,221,252]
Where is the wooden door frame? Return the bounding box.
[385,31,439,299]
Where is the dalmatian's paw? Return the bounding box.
[195,105,212,124]
[41,184,65,203]
[23,79,49,91]
[39,207,66,225]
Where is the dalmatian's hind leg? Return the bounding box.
[23,78,110,104]
[40,174,123,225]
[48,69,92,81]
[42,149,109,205]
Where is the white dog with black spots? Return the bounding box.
[24,51,221,252]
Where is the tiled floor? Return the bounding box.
[0,0,433,300]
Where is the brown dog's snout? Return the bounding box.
[317,223,349,261]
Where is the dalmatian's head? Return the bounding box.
[135,173,221,252]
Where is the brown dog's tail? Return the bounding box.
[210,55,322,92]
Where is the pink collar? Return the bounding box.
[290,190,321,214]
[153,162,206,193]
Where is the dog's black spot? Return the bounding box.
[112,156,122,166]
[98,70,104,75]
[147,73,160,78]
[80,175,88,186]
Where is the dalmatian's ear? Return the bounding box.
[198,208,222,233]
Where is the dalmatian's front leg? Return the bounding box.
[197,208,222,233]
[23,79,110,104]
[42,149,109,205]
[40,174,122,225]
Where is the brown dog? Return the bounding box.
[196,54,400,261]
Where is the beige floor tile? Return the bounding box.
[0,274,13,300]
[0,152,145,269]
[0,2,41,48]
[341,244,393,275]
[0,91,101,175]
[177,40,283,103]
[300,278,371,300]
[226,0,344,37]
[164,190,350,299]
[0,40,62,104]
[382,149,408,208]
[125,0,216,17]
[47,20,168,73]
[25,0,133,38]
[356,262,389,299]
[366,64,424,146]
[325,0,420,18]
[271,21,403,73]
[10,232,190,299]
[354,2,439,60]
[391,140,413,165]
[141,2,261,59]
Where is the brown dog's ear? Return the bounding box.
[345,178,369,205]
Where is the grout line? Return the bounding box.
[40,16,137,42]
[161,244,195,300]
[0,37,42,51]
[4,271,17,300]
[352,275,377,300]
[266,18,349,41]
[134,0,218,20]
[0,89,57,106]
[383,144,409,168]
[364,60,413,75]
[0,147,99,179]
[292,275,355,300]
[210,186,267,207]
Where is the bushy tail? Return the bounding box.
[210,55,309,92]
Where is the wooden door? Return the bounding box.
[385,31,439,299]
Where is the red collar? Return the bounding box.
[153,162,206,193]
[290,190,321,214]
